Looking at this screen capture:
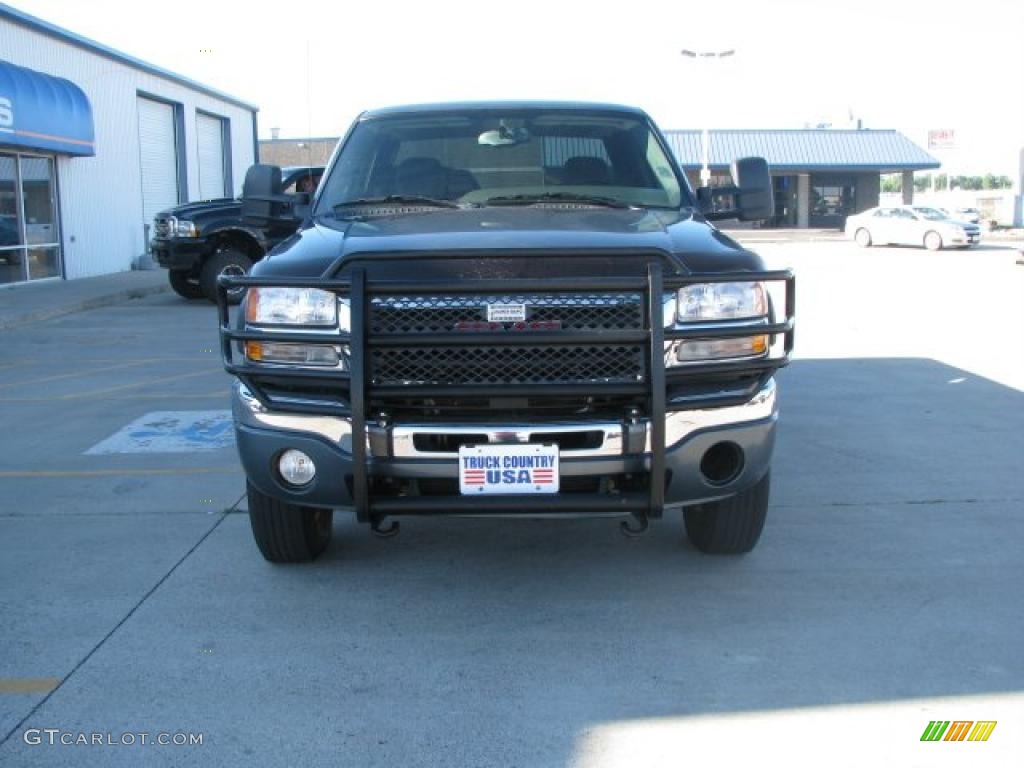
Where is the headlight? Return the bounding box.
[245,287,339,327]
[174,220,198,237]
[676,282,767,323]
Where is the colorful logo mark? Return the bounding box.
[920,721,997,742]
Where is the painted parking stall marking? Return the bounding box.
[459,443,559,494]
[86,411,234,454]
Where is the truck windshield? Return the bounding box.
[315,108,689,214]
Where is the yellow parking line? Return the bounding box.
[59,369,221,400]
[0,468,240,478]
[0,360,153,391]
[0,678,61,694]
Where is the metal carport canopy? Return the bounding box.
[664,129,941,173]
[0,58,95,156]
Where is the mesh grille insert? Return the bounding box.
[370,293,644,334]
[370,344,645,386]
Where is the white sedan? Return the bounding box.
[845,205,981,250]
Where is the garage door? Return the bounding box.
[196,113,226,200]
[136,96,179,232]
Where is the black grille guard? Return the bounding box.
[218,264,795,521]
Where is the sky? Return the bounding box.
[8,0,1024,175]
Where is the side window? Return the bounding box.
[646,133,675,183]
[281,172,321,195]
[873,208,891,218]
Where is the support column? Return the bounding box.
[797,174,810,228]
[902,170,914,204]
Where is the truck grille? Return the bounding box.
[368,292,646,386]
[370,344,645,386]
[369,292,644,334]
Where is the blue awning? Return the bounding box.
[0,59,95,156]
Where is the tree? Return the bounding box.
[881,174,902,193]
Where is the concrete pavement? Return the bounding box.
[0,270,170,331]
[0,243,1022,767]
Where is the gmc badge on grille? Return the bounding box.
[486,303,527,323]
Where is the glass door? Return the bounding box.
[21,156,61,280]
[0,152,61,284]
[0,153,24,285]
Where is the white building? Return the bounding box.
[0,4,257,286]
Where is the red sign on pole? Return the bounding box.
[928,129,956,150]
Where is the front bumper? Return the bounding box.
[947,230,981,246]
[232,377,778,515]
[151,237,211,271]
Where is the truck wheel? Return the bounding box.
[247,482,333,563]
[200,248,253,304]
[923,231,943,251]
[168,269,203,300]
[854,228,872,247]
[684,472,770,554]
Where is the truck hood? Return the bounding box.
[254,206,766,279]
[156,198,240,221]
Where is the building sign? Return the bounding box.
[927,129,956,150]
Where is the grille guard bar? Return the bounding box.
[218,265,795,522]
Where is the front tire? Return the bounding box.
[854,228,872,247]
[168,269,203,300]
[247,482,333,563]
[924,231,943,251]
[684,472,770,554]
[200,248,253,304]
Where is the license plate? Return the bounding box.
[458,443,559,495]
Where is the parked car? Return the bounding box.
[942,207,981,224]
[845,205,981,250]
[151,166,324,302]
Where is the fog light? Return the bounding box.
[674,335,767,363]
[278,449,316,486]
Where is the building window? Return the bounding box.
[810,174,857,227]
[0,151,61,284]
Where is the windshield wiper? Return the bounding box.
[333,195,462,211]
[484,192,635,209]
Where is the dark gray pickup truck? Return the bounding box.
[218,101,795,562]
[151,166,323,302]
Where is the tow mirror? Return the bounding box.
[731,157,773,221]
[697,156,774,222]
[242,164,300,227]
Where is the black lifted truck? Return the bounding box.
[151,166,323,302]
[218,102,795,562]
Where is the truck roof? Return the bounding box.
[360,100,649,119]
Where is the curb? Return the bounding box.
[0,282,170,331]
